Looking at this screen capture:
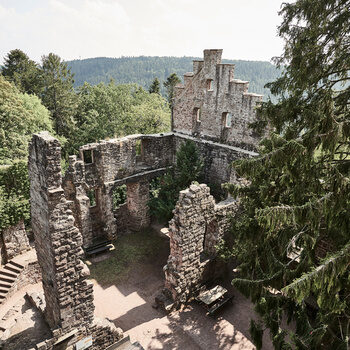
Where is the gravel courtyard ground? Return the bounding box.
[0,229,274,350]
[92,230,274,350]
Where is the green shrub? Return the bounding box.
[149,140,203,222]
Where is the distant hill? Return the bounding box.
[66,56,281,100]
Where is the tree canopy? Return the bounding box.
[66,55,281,100]
[71,82,170,153]
[0,161,30,230]
[41,53,77,141]
[0,75,53,164]
[1,49,43,95]
[225,0,350,348]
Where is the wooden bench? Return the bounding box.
[85,240,114,257]
[208,294,234,316]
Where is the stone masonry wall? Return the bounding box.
[29,131,94,330]
[1,220,31,261]
[173,133,257,186]
[63,132,254,246]
[60,50,262,246]
[63,134,175,246]
[28,132,122,349]
[164,184,238,304]
[173,49,263,151]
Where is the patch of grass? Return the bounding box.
[88,227,165,286]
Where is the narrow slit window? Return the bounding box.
[206,79,213,91]
[224,112,232,128]
[83,150,93,164]
[194,108,201,122]
[135,139,142,156]
[88,189,97,207]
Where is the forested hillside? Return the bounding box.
[66,56,281,100]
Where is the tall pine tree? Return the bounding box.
[225,0,350,349]
[163,73,181,108]
[1,49,43,95]
[40,53,77,141]
[149,77,160,94]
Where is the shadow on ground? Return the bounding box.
[91,228,274,349]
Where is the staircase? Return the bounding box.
[0,260,24,304]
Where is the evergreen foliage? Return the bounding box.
[66,56,281,100]
[225,0,350,348]
[149,140,203,222]
[1,49,43,95]
[149,77,160,94]
[163,73,181,107]
[41,53,78,142]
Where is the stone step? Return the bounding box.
[0,287,9,293]
[0,281,12,289]
[7,260,24,270]
[3,264,21,274]
[0,270,17,279]
[0,275,15,284]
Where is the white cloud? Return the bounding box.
[0,0,286,64]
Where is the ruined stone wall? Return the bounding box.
[164,184,238,304]
[1,220,31,261]
[173,49,263,151]
[173,133,257,186]
[29,132,94,330]
[28,132,122,349]
[63,134,175,245]
[60,50,262,245]
[63,131,254,245]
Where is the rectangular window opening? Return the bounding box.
[135,139,142,157]
[206,79,213,91]
[83,150,93,164]
[112,184,127,210]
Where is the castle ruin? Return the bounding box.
[23,49,262,349]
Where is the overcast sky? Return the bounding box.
[0,0,288,64]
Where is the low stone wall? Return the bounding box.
[164,184,238,304]
[1,221,31,261]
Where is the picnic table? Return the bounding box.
[196,285,233,316]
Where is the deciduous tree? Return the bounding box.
[0,75,53,163]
